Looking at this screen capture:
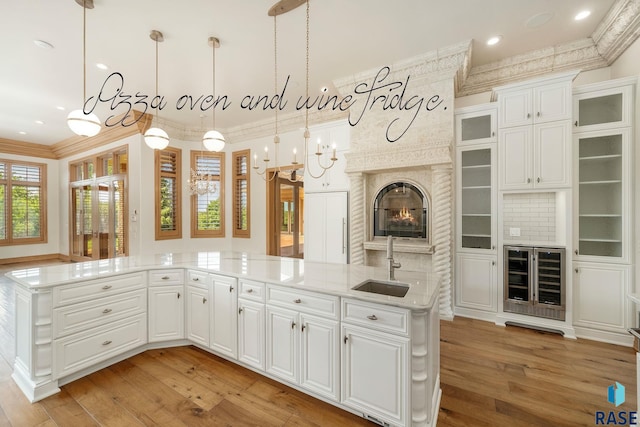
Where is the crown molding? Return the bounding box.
[0,138,57,159]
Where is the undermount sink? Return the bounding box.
[352,279,410,297]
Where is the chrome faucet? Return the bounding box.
[386,235,401,281]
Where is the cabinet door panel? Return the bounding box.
[535,82,571,123]
[574,264,629,331]
[534,121,570,188]
[238,300,265,370]
[148,286,184,342]
[342,325,408,426]
[186,286,209,347]
[300,314,339,401]
[266,306,298,383]
[499,127,531,189]
[455,254,497,311]
[211,278,237,358]
[499,89,531,127]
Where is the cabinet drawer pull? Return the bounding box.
[192,277,200,282]
[301,324,306,332]
[291,321,296,329]
[526,113,531,119]
[177,292,181,299]
[344,335,348,344]
[102,285,112,290]
[102,340,112,346]
[229,286,234,293]
[575,268,579,273]
[574,249,578,255]
[537,177,541,183]
[293,299,302,304]
[102,308,112,314]
[247,288,253,293]
[238,308,243,314]
[537,112,540,117]
[202,297,207,304]
[161,276,170,280]
[367,315,378,321]
[574,120,578,127]
[527,178,531,184]
[492,261,496,266]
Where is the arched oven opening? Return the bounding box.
[373,182,428,240]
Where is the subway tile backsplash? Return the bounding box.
[503,193,556,242]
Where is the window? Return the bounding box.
[155,147,182,240]
[232,150,250,238]
[0,160,47,245]
[191,151,224,238]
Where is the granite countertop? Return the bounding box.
[5,252,440,311]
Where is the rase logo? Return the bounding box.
[595,382,637,425]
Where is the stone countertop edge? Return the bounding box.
[4,251,440,311]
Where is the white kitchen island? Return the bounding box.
[7,252,441,427]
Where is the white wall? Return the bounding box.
[0,154,60,260]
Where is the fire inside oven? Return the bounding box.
[373,182,427,239]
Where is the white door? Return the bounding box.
[341,325,409,426]
[499,126,531,190]
[324,192,348,264]
[186,285,210,347]
[210,276,238,358]
[266,306,299,384]
[238,299,265,370]
[534,121,571,188]
[455,253,497,312]
[300,314,339,401]
[148,286,184,342]
[304,193,325,262]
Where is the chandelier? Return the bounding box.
[253,0,337,182]
[188,115,219,196]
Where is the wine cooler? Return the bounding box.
[504,246,566,321]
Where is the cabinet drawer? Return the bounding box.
[342,299,409,336]
[53,272,146,307]
[53,289,147,339]
[186,270,210,287]
[239,279,265,302]
[53,313,147,379]
[267,285,339,319]
[148,269,184,286]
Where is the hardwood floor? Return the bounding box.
[0,264,637,426]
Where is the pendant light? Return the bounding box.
[202,37,225,152]
[67,0,101,137]
[144,30,169,150]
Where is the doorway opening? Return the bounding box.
[266,169,304,258]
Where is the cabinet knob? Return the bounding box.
[247,288,253,293]
[102,340,112,346]
[301,324,306,332]
[229,286,234,293]
[344,336,348,344]
[492,245,496,250]
[537,112,541,117]
[574,249,578,255]
[492,131,495,137]
[177,292,181,299]
[102,285,112,290]
[527,178,531,184]
[192,277,199,282]
[203,297,207,304]
[238,308,243,314]
[537,177,541,183]
[574,121,578,127]
[527,113,531,119]
[161,276,170,280]
[294,298,302,304]
[291,321,296,329]
[367,315,378,321]
[575,268,579,273]
[492,261,496,266]
[102,308,112,314]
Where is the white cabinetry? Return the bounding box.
[304,192,348,264]
[210,274,238,359]
[266,285,340,401]
[571,77,635,344]
[495,72,576,191]
[341,299,410,427]
[237,279,265,370]
[52,272,147,379]
[148,269,184,342]
[455,103,497,145]
[455,144,498,319]
[185,271,210,347]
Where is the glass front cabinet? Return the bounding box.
[572,80,634,132]
[455,104,497,145]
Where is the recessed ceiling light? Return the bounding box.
[18,131,27,135]
[56,106,65,111]
[33,39,54,49]
[575,10,591,20]
[96,63,109,70]
[35,120,45,125]
[487,35,502,46]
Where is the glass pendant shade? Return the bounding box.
[203,130,225,152]
[67,109,101,137]
[144,127,169,150]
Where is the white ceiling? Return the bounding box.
[0,0,616,146]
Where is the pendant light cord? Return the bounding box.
[274,15,278,137]
[212,39,216,130]
[82,0,87,106]
[305,0,309,131]
[155,37,159,120]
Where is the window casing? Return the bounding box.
[155,147,182,240]
[0,160,47,245]
[232,150,250,238]
[191,151,224,238]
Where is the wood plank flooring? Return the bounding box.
[0,262,637,426]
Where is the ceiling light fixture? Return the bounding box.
[143,30,169,150]
[66,0,101,138]
[202,37,225,152]
[487,35,502,46]
[575,10,591,21]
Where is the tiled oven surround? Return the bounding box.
[502,192,557,243]
[334,46,468,319]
